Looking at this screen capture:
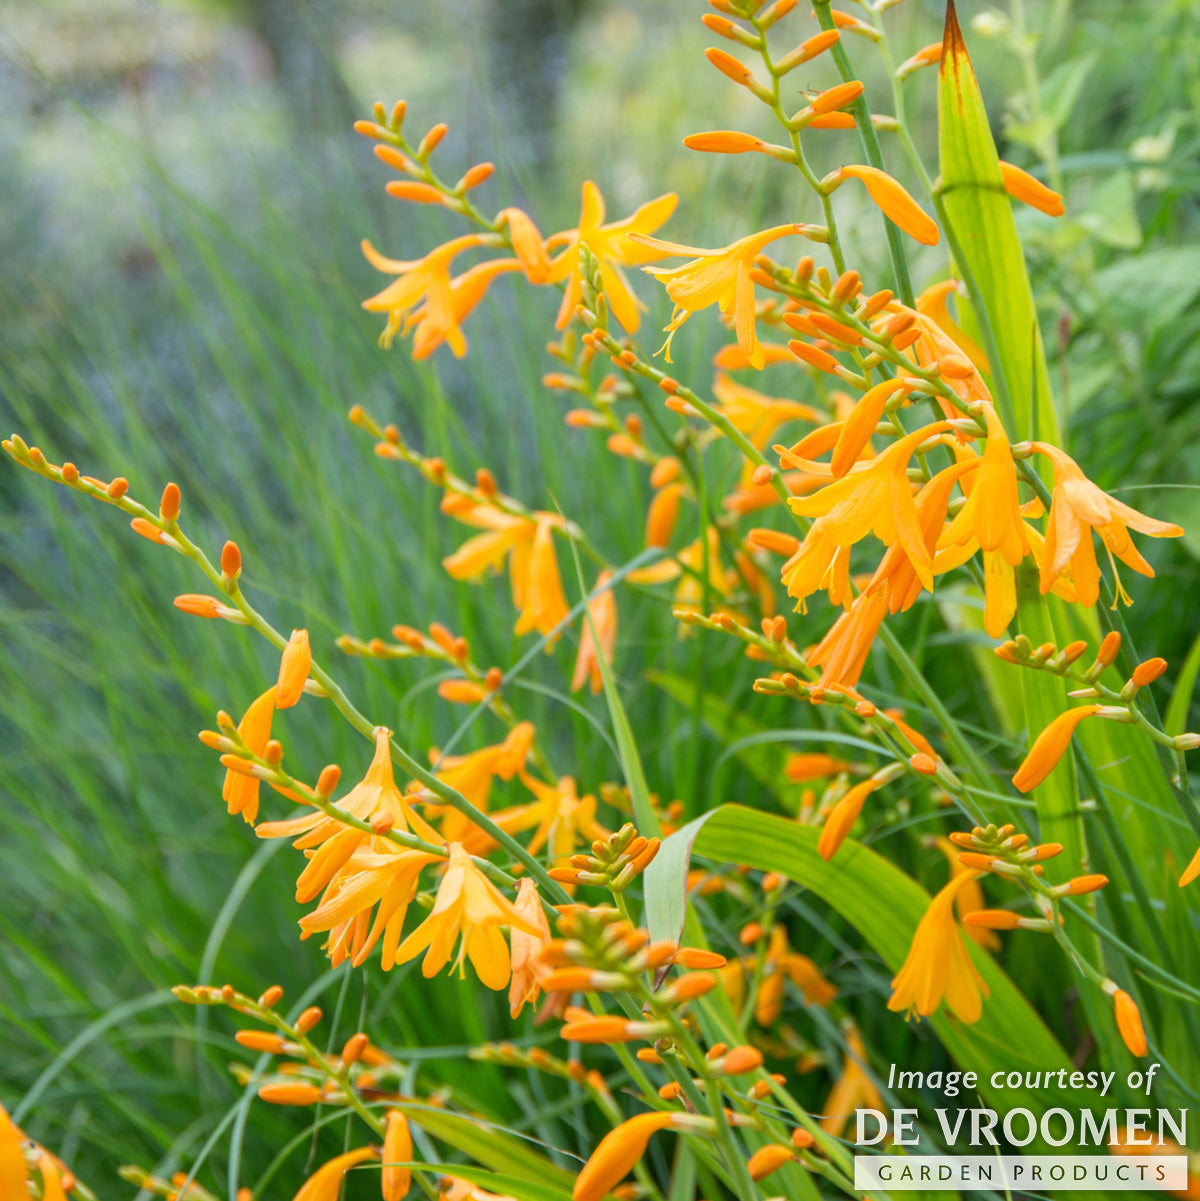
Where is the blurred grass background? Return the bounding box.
[2,0,1199,1194]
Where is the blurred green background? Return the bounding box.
[2,0,1199,1194]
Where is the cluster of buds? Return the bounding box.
[995,630,1120,678]
[548,823,661,890]
[948,823,1108,923]
[674,604,800,669]
[353,100,494,209]
[118,1166,235,1201]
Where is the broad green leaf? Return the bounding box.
[938,0,1058,442]
[669,805,1091,1126]
[387,1102,576,1190]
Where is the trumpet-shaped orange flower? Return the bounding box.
[1031,442,1182,606]
[293,1146,379,1201]
[888,871,989,1023]
[779,421,948,610]
[817,776,883,860]
[546,181,678,332]
[1111,987,1147,1057]
[1012,704,1101,792]
[572,571,618,693]
[508,877,553,1018]
[223,688,276,825]
[409,258,521,360]
[637,224,808,368]
[362,233,489,354]
[298,840,444,970]
[276,628,311,709]
[427,722,535,844]
[573,1113,679,1201]
[494,774,608,860]
[257,726,439,903]
[443,508,570,640]
[822,1024,885,1138]
[807,588,888,690]
[931,836,1000,950]
[711,374,823,451]
[390,843,541,989]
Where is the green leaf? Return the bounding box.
[1164,624,1200,736]
[387,1103,577,1190]
[937,0,1058,442]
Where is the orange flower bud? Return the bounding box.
[236,1030,287,1054]
[808,112,856,130]
[386,180,445,204]
[962,909,1021,930]
[838,166,940,245]
[749,527,801,556]
[670,974,716,1002]
[438,679,486,704]
[646,483,684,548]
[1062,874,1109,896]
[382,1110,413,1201]
[160,482,181,521]
[683,130,765,154]
[295,1006,322,1033]
[1112,988,1147,1057]
[106,476,129,500]
[1012,705,1101,792]
[259,985,284,1008]
[1096,630,1122,668]
[173,594,226,619]
[739,921,766,945]
[257,1083,323,1106]
[776,29,840,72]
[341,1032,368,1066]
[130,517,167,544]
[811,81,863,116]
[674,948,726,969]
[747,1144,794,1180]
[572,1113,678,1201]
[721,1045,764,1075]
[544,967,602,992]
[221,540,242,579]
[276,628,311,709]
[998,161,1065,217]
[817,778,880,861]
[1131,657,1167,687]
[909,752,937,775]
[1181,847,1200,888]
[705,46,754,86]
[956,852,998,873]
[788,339,840,374]
[636,1048,663,1064]
[561,1016,636,1043]
[316,764,341,797]
[418,122,447,156]
[791,1127,815,1149]
[459,161,495,190]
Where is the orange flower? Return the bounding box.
[257,726,439,902]
[822,1024,885,1138]
[546,181,678,332]
[784,753,850,781]
[637,224,809,368]
[0,1103,27,1199]
[1111,987,1147,1057]
[293,1146,379,1201]
[711,374,823,451]
[817,777,883,860]
[223,688,276,824]
[572,571,618,693]
[428,722,536,842]
[498,207,552,282]
[1032,442,1182,606]
[410,258,521,360]
[807,587,888,690]
[645,483,684,548]
[779,421,948,610]
[1181,847,1200,888]
[381,1110,413,1201]
[508,877,553,1018]
[443,509,570,640]
[276,628,311,709]
[573,1113,679,1201]
[361,233,488,353]
[390,843,541,989]
[835,166,940,245]
[1012,705,1101,793]
[298,841,444,970]
[494,774,608,860]
[888,871,990,1023]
